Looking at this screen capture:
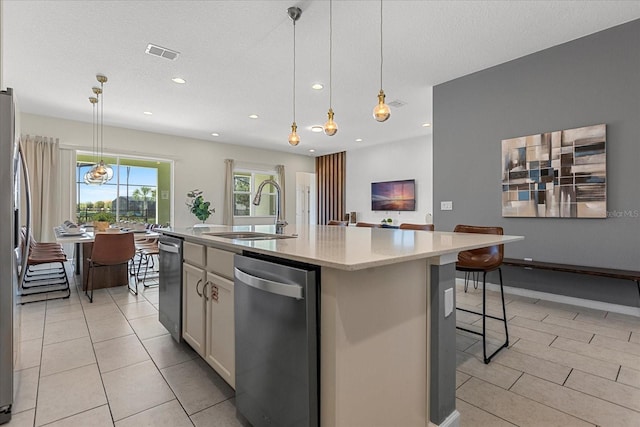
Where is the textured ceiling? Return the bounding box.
[2,0,639,155]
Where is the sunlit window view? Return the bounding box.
[233,171,277,217]
[76,154,171,225]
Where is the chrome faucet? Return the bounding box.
[253,179,288,234]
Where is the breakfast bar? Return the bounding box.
[163,224,523,426]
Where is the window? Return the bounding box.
[76,154,172,225]
[233,170,277,217]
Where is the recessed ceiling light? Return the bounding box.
[171,77,186,84]
[248,114,259,119]
[355,138,363,142]
[311,126,323,133]
[422,123,431,127]
[143,111,153,115]
[311,83,324,90]
[309,149,315,153]
[211,133,220,137]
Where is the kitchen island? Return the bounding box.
[162,224,523,427]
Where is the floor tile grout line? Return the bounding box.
[456,394,519,427]
[561,369,640,415]
[507,371,525,391]
[615,365,621,382]
[76,280,117,427]
[505,374,605,426]
[562,368,573,386]
[37,404,111,427]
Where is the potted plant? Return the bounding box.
[380,218,393,226]
[92,211,113,232]
[186,189,215,224]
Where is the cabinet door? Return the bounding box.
[205,271,235,388]
[182,263,206,357]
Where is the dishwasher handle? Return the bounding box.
[234,267,304,300]
[159,242,180,254]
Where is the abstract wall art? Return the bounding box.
[501,124,606,218]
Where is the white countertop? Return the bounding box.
[162,225,523,271]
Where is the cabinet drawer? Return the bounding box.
[183,241,205,267]
[206,247,236,279]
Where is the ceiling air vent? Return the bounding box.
[145,43,180,61]
[388,100,407,108]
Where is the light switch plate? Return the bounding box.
[441,201,453,211]
[444,288,453,317]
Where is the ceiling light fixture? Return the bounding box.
[324,0,338,137]
[311,83,324,90]
[211,132,220,137]
[248,114,259,119]
[355,138,363,142]
[171,77,186,84]
[84,75,113,184]
[288,6,302,146]
[422,123,431,127]
[143,111,153,115]
[83,95,105,185]
[311,125,324,133]
[309,149,316,153]
[372,0,390,122]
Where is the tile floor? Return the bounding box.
[8,263,640,426]
[9,264,249,427]
[455,281,640,427]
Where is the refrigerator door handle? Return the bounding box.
[234,267,304,300]
[16,141,31,287]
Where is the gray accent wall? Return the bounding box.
[429,263,457,425]
[433,20,640,306]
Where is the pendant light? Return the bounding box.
[323,0,338,136]
[287,6,302,146]
[94,75,114,181]
[372,0,390,122]
[84,95,106,185]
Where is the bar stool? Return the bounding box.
[454,224,509,364]
[327,220,348,226]
[399,223,434,231]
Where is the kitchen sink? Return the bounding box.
[203,231,296,241]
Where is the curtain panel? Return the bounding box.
[223,159,235,225]
[315,151,346,225]
[20,135,67,242]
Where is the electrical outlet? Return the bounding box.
[444,288,453,317]
[440,201,453,211]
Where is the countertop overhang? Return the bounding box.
[162,225,523,271]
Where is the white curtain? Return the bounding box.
[276,164,286,221]
[223,159,235,225]
[20,135,66,242]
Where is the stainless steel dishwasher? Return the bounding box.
[234,253,319,427]
[158,235,183,342]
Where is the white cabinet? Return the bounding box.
[205,271,235,388]
[181,240,237,389]
[182,263,206,355]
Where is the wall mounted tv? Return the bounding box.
[371,179,416,211]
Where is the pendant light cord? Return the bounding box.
[329,0,333,108]
[293,18,296,123]
[380,0,384,91]
[100,81,104,159]
[92,100,97,164]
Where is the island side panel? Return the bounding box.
[429,262,458,426]
[321,259,429,427]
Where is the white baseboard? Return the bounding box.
[455,278,640,317]
[429,410,460,427]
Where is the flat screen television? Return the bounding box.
[371,179,416,211]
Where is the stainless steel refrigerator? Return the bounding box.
[1,88,31,425]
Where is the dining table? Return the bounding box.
[54,226,159,291]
